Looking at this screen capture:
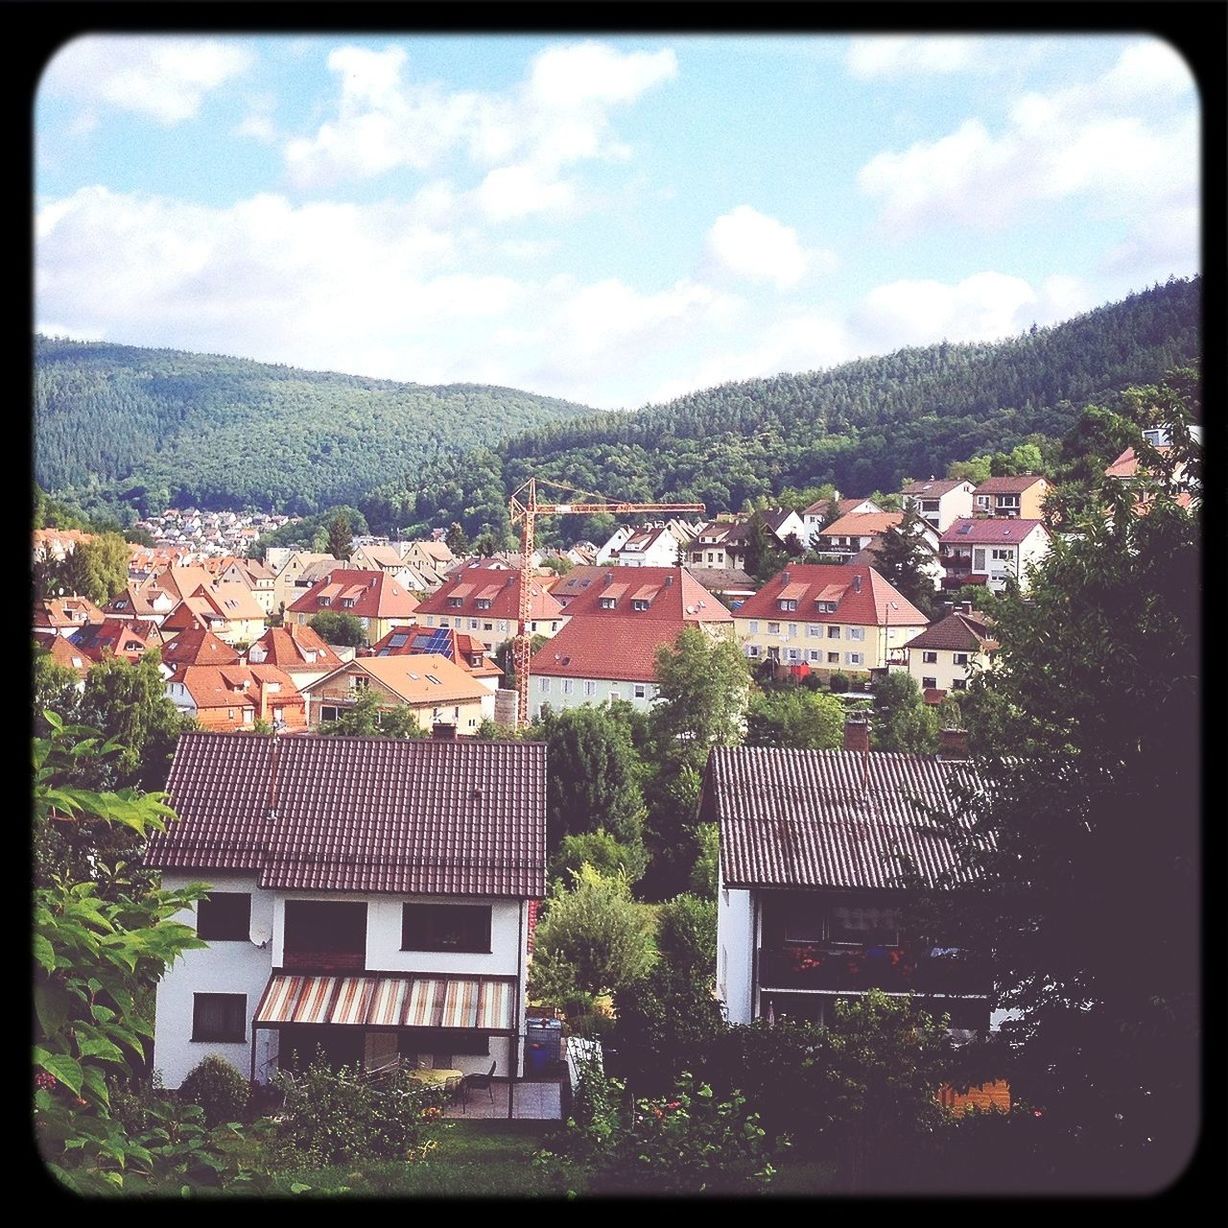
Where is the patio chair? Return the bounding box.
[445,1074,467,1114]
[466,1060,497,1105]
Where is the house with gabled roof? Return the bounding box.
[104,582,177,626]
[366,625,503,692]
[145,730,545,1089]
[68,618,151,665]
[287,568,419,648]
[159,627,241,673]
[271,552,341,616]
[688,520,750,571]
[166,662,306,732]
[528,565,733,718]
[34,630,91,684]
[900,478,975,533]
[706,726,992,1032]
[160,581,267,646]
[938,519,1050,593]
[801,495,882,544]
[246,624,343,690]
[300,653,494,730]
[904,603,999,698]
[414,566,564,654]
[971,475,1049,520]
[733,564,928,677]
[218,557,278,616]
[33,596,105,637]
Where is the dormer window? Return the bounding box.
[475,599,492,610]
[632,599,649,611]
[778,599,798,612]
[816,600,837,614]
[448,597,463,608]
[318,596,331,606]
[599,597,617,609]
[341,598,355,608]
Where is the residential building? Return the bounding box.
[528,566,733,719]
[900,479,976,533]
[414,567,564,653]
[801,496,882,545]
[543,564,614,609]
[68,618,151,665]
[812,511,939,568]
[607,521,697,567]
[104,582,177,626]
[761,507,808,549]
[34,630,90,684]
[708,728,992,1031]
[939,519,1050,593]
[33,527,95,564]
[145,731,544,1087]
[160,582,268,647]
[160,628,241,673]
[33,596,105,637]
[219,557,278,617]
[732,564,928,677]
[971,476,1050,520]
[366,625,504,693]
[287,569,420,648]
[685,567,758,607]
[300,653,493,730]
[688,520,750,571]
[246,624,344,690]
[166,663,306,732]
[904,604,999,698]
[271,552,340,616]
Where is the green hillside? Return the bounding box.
[33,339,594,520]
[361,277,1200,538]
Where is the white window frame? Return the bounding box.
[807,624,820,637]
[846,652,864,665]
[748,620,760,635]
[583,680,597,697]
[848,626,864,641]
[767,622,781,634]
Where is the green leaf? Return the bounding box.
[77,1037,126,1064]
[34,981,72,1038]
[33,933,57,972]
[80,1065,111,1108]
[39,1053,84,1097]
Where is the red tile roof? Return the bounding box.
[734,564,928,627]
[288,569,420,620]
[367,626,502,680]
[704,745,984,889]
[553,566,731,623]
[171,662,301,714]
[819,511,904,538]
[248,625,342,672]
[415,566,562,623]
[69,619,151,663]
[902,479,970,496]
[531,617,698,683]
[939,519,1047,545]
[973,475,1047,494]
[146,732,547,898]
[161,628,242,668]
[34,596,106,629]
[905,611,998,653]
[35,630,91,677]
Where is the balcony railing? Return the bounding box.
[283,950,366,972]
[758,944,987,995]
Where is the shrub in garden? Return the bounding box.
[271,1059,442,1167]
[179,1055,251,1127]
[829,671,849,693]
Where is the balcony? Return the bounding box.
[758,944,987,996]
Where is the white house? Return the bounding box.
[146,730,545,1088]
[706,727,994,1033]
[904,603,998,698]
[900,479,975,533]
[938,519,1051,594]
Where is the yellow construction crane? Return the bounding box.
[507,477,706,727]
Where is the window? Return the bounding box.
[991,548,1014,561]
[848,626,864,641]
[953,652,969,665]
[807,624,820,637]
[402,904,491,953]
[827,652,840,664]
[817,600,838,614]
[808,650,820,661]
[351,674,369,690]
[951,679,968,691]
[975,495,991,507]
[748,621,759,634]
[539,677,550,693]
[318,596,331,607]
[634,684,647,699]
[498,621,508,633]
[846,652,863,665]
[599,597,617,609]
[584,680,597,697]
[192,993,246,1043]
[438,617,450,627]
[196,892,251,941]
[827,902,899,946]
[470,618,479,629]
[632,599,649,611]
[922,651,938,664]
[448,597,463,608]
[778,599,798,612]
[767,622,780,634]
[827,626,840,639]
[747,645,761,658]
[562,679,574,695]
[923,676,937,690]
[788,623,798,638]
[787,648,800,661]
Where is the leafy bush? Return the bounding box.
[179,1055,252,1127]
[829,671,849,693]
[271,1059,442,1167]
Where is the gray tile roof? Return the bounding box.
[146,732,546,898]
[705,746,983,890]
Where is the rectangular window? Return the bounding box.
[951,679,968,691]
[787,649,800,661]
[448,597,463,608]
[846,652,863,665]
[848,627,864,641]
[953,652,969,665]
[748,621,759,635]
[401,904,492,953]
[827,902,899,946]
[539,677,550,693]
[470,618,479,629]
[634,684,647,699]
[196,892,251,941]
[817,601,837,614]
[767,622,780,634]
[807,624,820,637]
[283,901,367,969]
[599,597,617,609]
[584,680,597,697]
[632,599,649,611]
[562,679,574,694]
[923,676,938,690]
[192,993,246,1043]
[475,600,491,611]
[827,626,840,639]
[778,599,797,612]
[788,623,798,638]
[808,649,820,661]
[827,652,840,664]
[498,621,508,633]
[922,651,938,664]
[991,549,1014,561]
[747,645,760,658]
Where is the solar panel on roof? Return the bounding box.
[409,627,454,658]
[389,632,409,647]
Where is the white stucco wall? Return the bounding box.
[716,863,755,1026]
[153,872,277,1088]
[531,677,656,720]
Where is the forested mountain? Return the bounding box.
[360,277,1199,539]
[34,339,594,521]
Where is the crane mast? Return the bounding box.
[508,477,705,727]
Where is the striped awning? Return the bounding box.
[254,974,516,1031]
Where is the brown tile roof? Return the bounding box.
[686,567,757,594]
[545,565,613,606]
[902,478,970,497]
[69,619,151,663]
[940,519,1047,545]
[555,566,730,623]
[415,566,562,622]
[531,617,696,683]
[819,511,905,538]
[34,596,106,629]
[367,626,502,680]
[248,625,342,672]
[734,564,929,627]
[146,732,547,897]
[307,653,489,707]
[705,745,983,890]
[905,612,998,653]
[288,569,419,620]
[973,475,1047,494]
[171,662,301,713]
[161,628,242,668]
[35,630,91,676]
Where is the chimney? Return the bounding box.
[843,716,870,754]
[959,601,974,616]
[604,572,614,585]
[938,728,969,760]
[781,571,790,585]
[664,574,674,586]
[432,722,458,740]
[852,573,862,593]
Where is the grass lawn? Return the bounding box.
[208,1120,578,1198]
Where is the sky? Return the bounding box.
[35,32,1200,411]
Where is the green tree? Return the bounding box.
[529,864,657,1002]
[873,505,937,617]
[315,690,428,738]
[308,610,367,646]
[947,455,993,485]
[742,510,787,584]
[651,628,750,764]
[550,827,647,886]
[746,685,845,749]
[64,532,131,604]
[445,522,470,555]
[326,512,353,561]
[920,380,1200,1192]
[689,821,720,896]
[869,671,938,753]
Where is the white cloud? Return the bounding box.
[234,93,279,144]
[858,38,1198,234]
[704,205,831,290]
[846,36,982,79]
[283,39,677,218]
[850,271,1093,351]
[41,36,253,125]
